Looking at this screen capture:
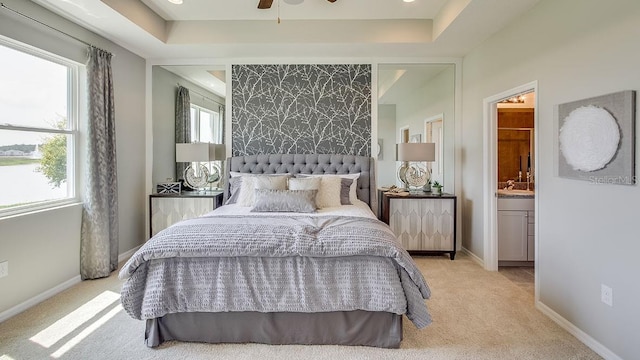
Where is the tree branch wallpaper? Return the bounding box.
[231,64,371,157]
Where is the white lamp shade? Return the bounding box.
[176,143,226,162]
[396,142,436,162]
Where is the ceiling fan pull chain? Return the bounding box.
[278,0,281,24]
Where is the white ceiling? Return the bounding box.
[29,0,539,99]
[33,0,541,60]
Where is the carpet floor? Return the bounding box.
[0,254,601,360]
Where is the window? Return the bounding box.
[189,104,222,143]
[0,38,80,215]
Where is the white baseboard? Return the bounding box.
[0,275,81,323]
[0,246,140,324]
[461,247,485,267]
[118,245,141,263]
[536,301,622,360]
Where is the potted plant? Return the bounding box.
[432,181,443,195]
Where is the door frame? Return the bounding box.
[482,81,538,277]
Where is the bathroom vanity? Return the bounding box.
[497,190,534,265]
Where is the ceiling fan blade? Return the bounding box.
[257,0,274,9]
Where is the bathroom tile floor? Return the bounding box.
[499,266,535,297]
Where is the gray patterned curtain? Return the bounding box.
[175,86,191,180]
[80,47,118,280]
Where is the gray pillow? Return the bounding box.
[251,189,318,213]
[340,178,353,205]
[225,176,242,205]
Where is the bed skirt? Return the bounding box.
[145,310,403,348]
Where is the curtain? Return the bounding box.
[80,47,118,280]
[175,86,191,181]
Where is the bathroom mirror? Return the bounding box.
[377,63,456,191]
[151,65,226,186]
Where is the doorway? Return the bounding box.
[482,81,539,300]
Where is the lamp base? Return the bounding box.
[183,163,210,190]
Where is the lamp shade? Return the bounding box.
[176,143,226,162]
[396,142,436,162]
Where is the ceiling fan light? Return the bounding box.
[167,0,183,4]
[403,0,415,3]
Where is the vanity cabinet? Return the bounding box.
[379,191,457,260]
[498,198,534,263]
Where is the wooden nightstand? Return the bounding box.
[379,190,457,260]
[149,191,224,237]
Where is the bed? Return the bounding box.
[120,154,431,348]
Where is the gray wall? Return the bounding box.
[377,104,397,187]
[461,0,640,358]
[231,64,371,157]
[151,66,224,186]
[0,0,146,316]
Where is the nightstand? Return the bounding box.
[379,190,457,260]
[149,191,224,237]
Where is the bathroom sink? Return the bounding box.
[497,189,535,196]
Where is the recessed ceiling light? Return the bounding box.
[168,0,183,4]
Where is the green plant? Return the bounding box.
[432,181,442,189]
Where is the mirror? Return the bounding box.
[377,63,456,192]
[151,65,226,188]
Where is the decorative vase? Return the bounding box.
[434,187,443,195]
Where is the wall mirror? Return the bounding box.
[151,65,226,188]
[377,63,456,192]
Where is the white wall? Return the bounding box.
[0,0,146,317]
[151,66,225,186]
[461,0,640,358]
[394,66,456,192]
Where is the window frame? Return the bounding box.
[0,36,82,218]
[189,103,223,144]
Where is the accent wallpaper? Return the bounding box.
[231,64,371,156]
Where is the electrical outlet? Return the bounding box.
[601,284,613,307]
[0,261,8,278]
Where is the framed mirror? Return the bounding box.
[377,63,455,192]
[151,65,226,189]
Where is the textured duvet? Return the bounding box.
[119,210,432,329]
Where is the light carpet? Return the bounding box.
[0,254,601,360]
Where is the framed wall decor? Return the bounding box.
[410,134,422,143]
[557,90,636,185]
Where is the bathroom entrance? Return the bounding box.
[482,81,538,298]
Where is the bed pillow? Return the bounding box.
[251,189,318,213]
[225,176,243,205]
[296,173,360,204]
[234,174,290,207]
[288,177,321,191]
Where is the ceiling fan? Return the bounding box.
[258,0,337,9]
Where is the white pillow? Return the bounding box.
[288,177,321,191]
[235,174,289,207]
[297,173,360,203]
[314,176,342,208]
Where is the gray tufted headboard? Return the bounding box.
[224,154,377,212]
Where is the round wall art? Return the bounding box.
[559,105,620,172]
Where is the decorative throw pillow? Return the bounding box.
[288,177,321,191]
[296,173,360,204]
[251,189,318,213]
[235,174,290,207]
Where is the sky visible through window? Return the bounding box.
[0,44,68,144]
[0,43,70,208]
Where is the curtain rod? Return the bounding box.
[178,84,225,108]
[0,2,112,56]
